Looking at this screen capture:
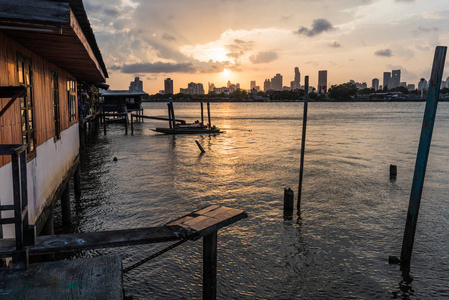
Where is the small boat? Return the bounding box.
[153,123,221,134]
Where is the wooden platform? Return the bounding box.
[0,255,122,300]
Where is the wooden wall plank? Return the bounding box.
[0,31,78,168]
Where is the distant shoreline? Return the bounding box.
[143,98,447,103]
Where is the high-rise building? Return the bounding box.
[264,79,271,92]
[180,82,204,95]
[271,73,283,91]
[294,67,301,89]
[250,81,256,90]
[372,78,379,91]
[383,72,391,90]
[391,70,401,89]
[318,70,327,93]
[164,78,173,95]
[129,77,143,91]
[208,82,216,93]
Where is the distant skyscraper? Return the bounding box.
[372,78,379,91]
[264,79,271,92]
[391,70,401,89]
[318,70,327,93]
[250,81,256,90]
[383,72,391,90]
[129,77,143,91]
[271,73,283,91]
[208,82,215,93]
[180,82,204,95]
[294,67,301,89]
[164,78,173,95]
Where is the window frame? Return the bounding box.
[17,53,36,159]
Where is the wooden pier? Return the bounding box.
[0,205,247,299]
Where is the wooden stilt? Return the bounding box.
[203,232,217,300]
[297,76,309,216]
[74,165,81,198]
[207,102,211,129]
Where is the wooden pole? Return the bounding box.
[103,114,106,135]
[131,114,134,135]
[167,103,172,129]
[203,232,217,300]
[125,114,128,135]
[400,46,447,265]
[201,102,204,125]
[74,165,81,198]
[297,75,309,215]
[195,140,206,153]
[207,102,211,129]
[284,188,294,216]
[170,102,176,129]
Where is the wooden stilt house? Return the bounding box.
[0,0,107,238]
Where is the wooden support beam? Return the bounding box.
[203,232,217,300]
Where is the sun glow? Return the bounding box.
[222,68,230,76]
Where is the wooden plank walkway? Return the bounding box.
[0,255,122,300]
[0,205,247,299]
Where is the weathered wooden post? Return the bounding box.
[201,102,204,125]
[131,114,134,135]
[390,164,397,179]
[170,102,176,129]
[167,103,172,129]
[103,114,106,135]
[284,188,294,217]
[399,46,447,265]
[74,165,81,198]
[61,184,72,226]
[195,140,206,153]
[203,232,217,300]
[125,114,128,135]
[297,75,309,215]
[207,102,211,129]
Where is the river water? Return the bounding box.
[56,102,449,299]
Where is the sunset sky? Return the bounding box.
[85,0,449,94]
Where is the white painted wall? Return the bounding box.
[0,123,79,238]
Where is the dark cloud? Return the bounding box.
[375,49,392,57]
[109,65,122,70]
[413,26,439,35]
[249,51,278,64]
[296,19,335,37]
[162,33,176,41]
[329,41,341,48]
[121,60,234,74]
[104,8,120,17]
[121,62,196,73]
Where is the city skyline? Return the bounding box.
[84,0,449,93]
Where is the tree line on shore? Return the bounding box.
[142,83,449,102]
